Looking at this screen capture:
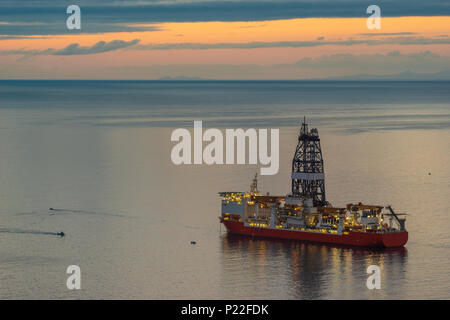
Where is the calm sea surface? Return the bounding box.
[0,81,449,299]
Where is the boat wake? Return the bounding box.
[49,208,124,218]
[0,227,63,237]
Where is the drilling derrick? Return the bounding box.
[291,118,327,207]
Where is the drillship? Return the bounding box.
[219,119,408,248]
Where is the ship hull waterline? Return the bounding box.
[221,220,408,248]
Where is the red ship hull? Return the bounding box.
[221,220,408,248]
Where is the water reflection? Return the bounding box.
[221,234,408,299]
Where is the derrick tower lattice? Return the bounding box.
[291,117,327,206]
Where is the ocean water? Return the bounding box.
[0,80,448,299]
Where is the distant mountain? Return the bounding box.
[157,76,205,81]
[326,70,450,81]
[155,71,450,81]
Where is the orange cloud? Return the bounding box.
[1,16,449,51]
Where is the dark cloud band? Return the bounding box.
[3,37,450,58]
[1,39,140,56]
[0,0,449,36]
[135,37,450,50]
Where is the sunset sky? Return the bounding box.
[1,0,450,79]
